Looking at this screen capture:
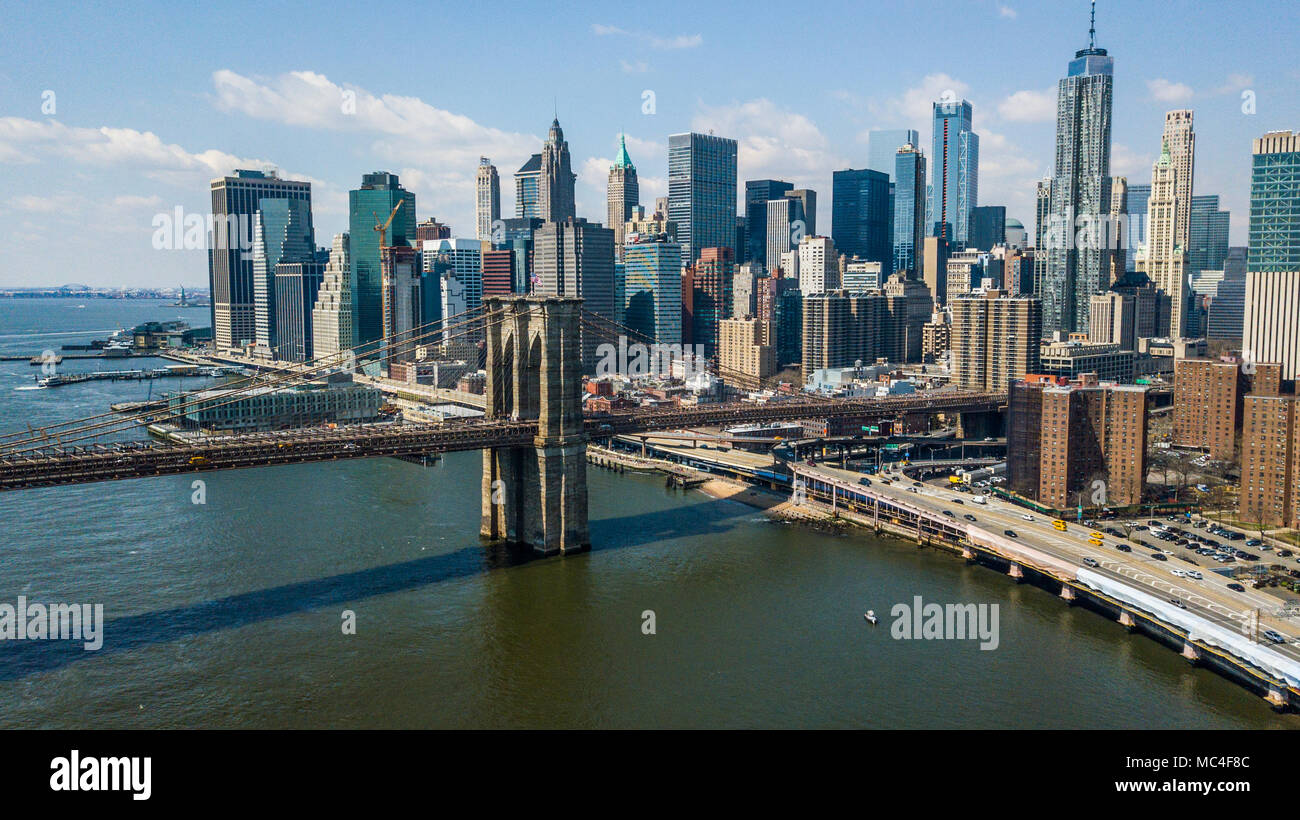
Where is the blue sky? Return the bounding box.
[1,0,1296,287]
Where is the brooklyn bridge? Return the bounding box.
[0,296,1005,554]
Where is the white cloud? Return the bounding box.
[591,24,701,50]
[866,73,973,138]
[0,116,271,179]
[998,5,1017,19]
[689,99,850,227]
[210,70,541,233]
[1147,78,1194,103]
[997,87,1056,123]
[620,59,650,74]
[1110,143,1153,179]
[1213,73,1253,95]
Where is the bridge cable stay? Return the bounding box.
[0,304,517,455]
[0,306,523,457]
[0,303,495,450]
[0,305,536,458]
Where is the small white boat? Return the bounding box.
[863,610,878,625]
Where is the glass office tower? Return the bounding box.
[929,100,979,245]
[348,172,416,349]
[668,132,738,263]
[832,168,892,273]
[892,144,927,276]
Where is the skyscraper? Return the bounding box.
[1043,6,1114,335]
[968,205,1007,252]
[534,218,616,368]
[1188,194,1231,275]
[251,196,315,358]
[1124,183,1151,273]
[831,168,892,270]
[929,98,979,245]
[765,196,804,277]
[744,179,794,268]
[476,157,501,242]
[690,247,733,357]
[623,238,683,346]
[312,232,353,359]
[538,118,577,222]
[607,134,640,260]
[515,154,542,219]
[784,189,817,237]
[349,172,416,350]
[1143,142,1190,338]
[668,132,738,263]
[1243,130,1300,381]
[208,169,312,351]
[796,236,837,296]
[893,144,927,277]
[1162,110,1196,251]
[865,129,921,181]
[1033,177,1053,294]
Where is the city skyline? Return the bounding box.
[1,0,1297,287]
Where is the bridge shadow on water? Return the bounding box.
[0,496,749,682]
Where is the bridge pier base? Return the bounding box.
[479,297,589,556]
[1181,641,1201,665]
[1060,585,1076,604]
[1119,610,1136,631]
[1008,562,1024,583]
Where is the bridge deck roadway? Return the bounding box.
[0,393,1003,490]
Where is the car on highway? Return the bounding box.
[963,514,977,522]
[1151,553,1168,561]
[942,510,955,517]
[1088,537,1104,547]
[1280,549,1295,558]
[1262,629,1286,644]
[1004,529,1018,538]
[1227,582,1246,592]
[950,498,965,504]
[1168,597,1186,609]
[1115,543,1131,552]
[1021,514,1034,521]
[905,486,918,493]
[1082,557,1100,567]
[858,477,872,487]
[1171,569,1187,577]
[1186,570,1203,579]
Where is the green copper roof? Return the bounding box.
[613,133,634,170]
[1158,139,1171,165]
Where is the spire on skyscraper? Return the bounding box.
[613,133,634,170]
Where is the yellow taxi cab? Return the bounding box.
[1053,520,1068,532]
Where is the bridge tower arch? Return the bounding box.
[480,296,589,555]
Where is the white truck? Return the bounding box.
[971,495,987,505]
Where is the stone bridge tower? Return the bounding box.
[480,296,589,554]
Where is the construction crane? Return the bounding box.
[373,200,404,249]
